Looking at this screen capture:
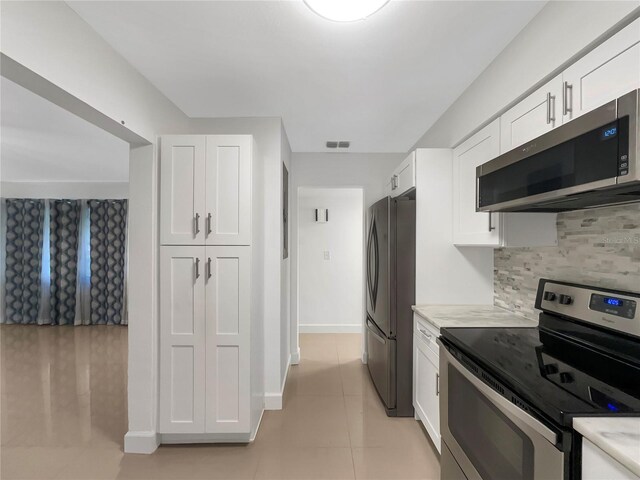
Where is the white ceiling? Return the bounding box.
[1,77,129,183]
[68,0,546,153]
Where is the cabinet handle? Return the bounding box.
[195,257,200,279]
[391,175,397,190]
[488,212,496,232]
[207,213,213,235]
[195,213,200,235]
[563,81,573,116]
[419,328,432,340]
[546,92,556,124]
[436,373,440,396]
[207,257,212,279]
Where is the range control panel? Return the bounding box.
[537,279,640,339]
[589,293,637,319]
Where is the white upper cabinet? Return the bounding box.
[453,119,502,246]
[453,119,558,248]
[390,151,416,198]
[205,136,252,246]
[161,135,252,246]
[500,75,563,153]
[161,136,206,245]
[563,18,640,123]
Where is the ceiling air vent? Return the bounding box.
[326,141,350,149]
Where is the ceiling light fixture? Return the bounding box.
[304,0,390,22]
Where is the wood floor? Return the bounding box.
[1,327,440,479]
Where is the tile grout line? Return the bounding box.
[335,335,358,479]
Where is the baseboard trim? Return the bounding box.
[250,407,265,442]
[124,430,159,454]
[299,324,362,333]
[264,354,291,411]
[160,432,252,444]
[291,347,300,365]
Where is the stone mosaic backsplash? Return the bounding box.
[494,203,640,320]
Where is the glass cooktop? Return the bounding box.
[440,316,640,428]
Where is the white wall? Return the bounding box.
[1,182,128,199]
[1,76,129,200]
[298,188,363,333]
[412,1,640,149]
[415,149,493,305]
[280,124,293,374]
[290,153,404,357]
[0,1,189,144]
[1,77,130,185]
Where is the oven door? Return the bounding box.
[440,346,564,480]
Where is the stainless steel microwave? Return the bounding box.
[476,89,640,212]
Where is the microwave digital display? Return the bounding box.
[602,125,617,139]
[601,124,618,140]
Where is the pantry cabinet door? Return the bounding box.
[563,18,640,123]
[205,136,252,246]
[205,246,251,433]
[453,119,502,246]
[160,136,206,245]
[500,75,563,153]
[159,246,206,433]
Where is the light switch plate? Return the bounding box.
[323,251,331,260]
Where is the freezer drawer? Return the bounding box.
[366,317,396,409]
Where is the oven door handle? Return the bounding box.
[444,347,559,446]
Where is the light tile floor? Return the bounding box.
[1,327,440,479]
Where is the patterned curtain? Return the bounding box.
[88,200,128,325]
[49,200,81,325]
[4,199,45,324]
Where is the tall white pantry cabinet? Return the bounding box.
[158,135,264,443]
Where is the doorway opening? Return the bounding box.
[1,74,132,449]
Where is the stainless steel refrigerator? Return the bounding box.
[365,194,415,417]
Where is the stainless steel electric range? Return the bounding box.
[438,279,640,480]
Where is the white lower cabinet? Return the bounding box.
[159,245,254,438]
[205,246,250,434]
[582,439,640,480]
[413,315,441,453]
[159,246,206,433]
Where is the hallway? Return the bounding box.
[1,328,439,479]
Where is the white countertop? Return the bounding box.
[573,417,640,477]
[411,304,537,329]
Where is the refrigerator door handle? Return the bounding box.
[372,217,379,308]
[366,216,374,306]
[367,317,386,344]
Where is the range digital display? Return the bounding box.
[604,297,624,307]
